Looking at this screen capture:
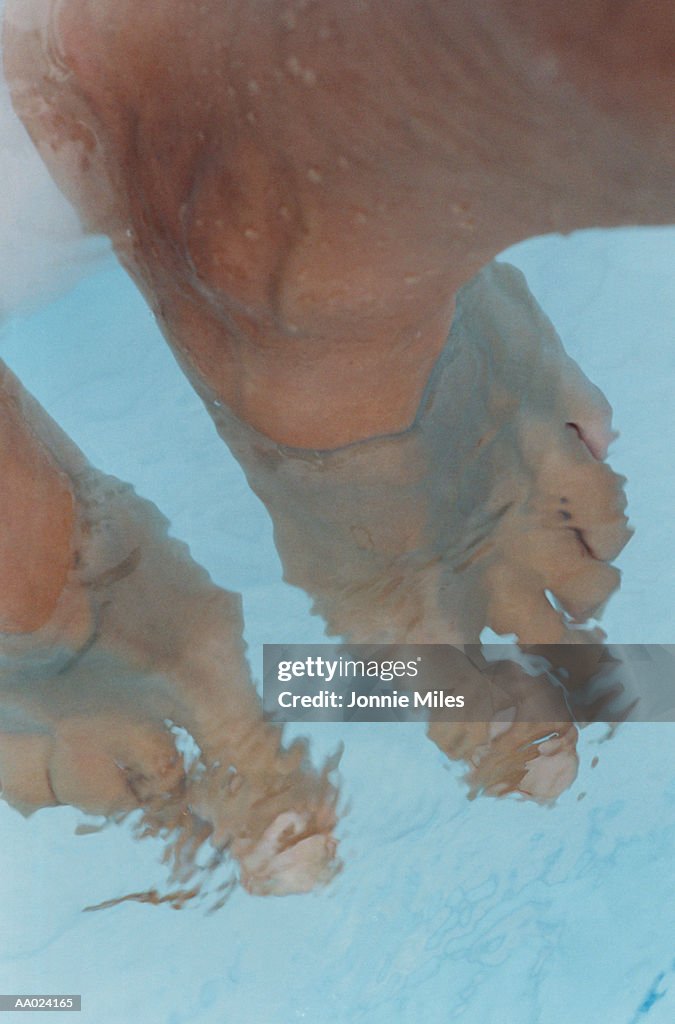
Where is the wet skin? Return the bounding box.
[0,0,673,894]
[4,0,674,449]
[0,371,341,896]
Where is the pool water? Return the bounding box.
[0,227,673,1023]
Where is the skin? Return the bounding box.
[4,0,674,450]
[0,0,672,893]
[0,373,340,894]
[0,381,74,632]
[220,261,629,646]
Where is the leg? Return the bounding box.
[0,365,79,634]
[4,0,673,447]
[216,262,629,645]
[0,362,339,894]
[5,0,652,650]
[3,0,648,652]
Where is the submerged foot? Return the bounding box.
[0,458,340,897]
[432,260,630,643]
[425,652,581,804]
[1,0,635,840]
[228,261,630,646]
[3,0,630,649]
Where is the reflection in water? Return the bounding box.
[0,263,646,904]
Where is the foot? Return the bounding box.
[0,455,340,895]
[426,653,580,804]
[227,261,630,645]
[433,260,630,643]
[0,0,634,649]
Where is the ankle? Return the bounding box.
[186,301,455,450]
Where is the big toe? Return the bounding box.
[234,811,339,896]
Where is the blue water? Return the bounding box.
[0,227,673,1023]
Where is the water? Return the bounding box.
[0,227,673,1022]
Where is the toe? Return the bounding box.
[538,425,632,561]
[0,731,59,815]
[518,735,579,802]
[485,562,578,643]
[49,722,136,814]
[561,363,616,460]
[50,715,184,815]
[547,557,620,622]
[234,811,339,896]
[113,722,185,802]
[463,722,579,804]
[511,527,621,621]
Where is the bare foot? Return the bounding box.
[0,0,635,649]
[221,262,630,645]
[0,414,340,895]
[425,652,580,804]
[426,640,662,803]
[0,468,340,892]
[1,1,640,852]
